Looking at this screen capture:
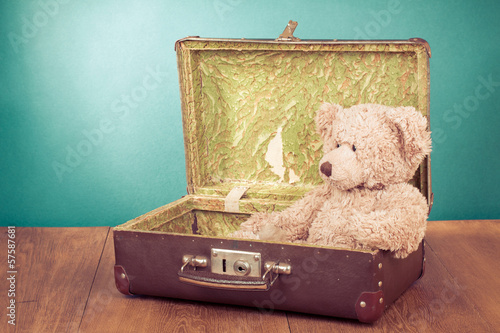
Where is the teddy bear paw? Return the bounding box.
[229,230,260,239]
[258,223,287,242]
[236,212,270,234]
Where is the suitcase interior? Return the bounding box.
[117,36,432,246]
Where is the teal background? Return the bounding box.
[1,0,499,227]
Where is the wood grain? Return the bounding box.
[425,220,500,329]
[78,230,291,333]
[0,227,109,333]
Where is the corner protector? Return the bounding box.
[355,290,385,323]
[174,36,201,51]
[409,38,431,58]
[114,265,133,296]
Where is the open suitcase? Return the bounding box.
[114,22,433,323]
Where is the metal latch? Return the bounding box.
[211,248,261,277]
[181,255,208,271]
[179,251,292,291]
[264,261,292,275]
[276,20,300,42]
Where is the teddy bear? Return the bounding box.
[230,103,432,258]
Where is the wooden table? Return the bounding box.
[1,220,499,332]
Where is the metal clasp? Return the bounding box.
[276,20,300,42]
[181,255,208,272]
[263,261,292,287]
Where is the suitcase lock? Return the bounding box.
[179,249,291,291]
[211,249,261,277]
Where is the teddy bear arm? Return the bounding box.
[229,192,321,241]
[230,211,270,236]
[352,195,428,258]
[230,188,324,239]
[244,184,330,243]
[265,184,331,242]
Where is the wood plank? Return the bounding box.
[286,239,491,332]
[79,230,291,333]
[425,220,500,329]
[0,227,109,333]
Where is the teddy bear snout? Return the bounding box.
[320,161,332,177]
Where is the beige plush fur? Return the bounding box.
[230,103,432,258]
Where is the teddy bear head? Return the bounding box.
[315,103,432,190]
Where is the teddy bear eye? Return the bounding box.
[352,145,356,152]
[336,143,341,148]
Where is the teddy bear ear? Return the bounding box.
[315,103,342,139]
[385,106,432,170]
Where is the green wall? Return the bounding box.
[1,0,499,227]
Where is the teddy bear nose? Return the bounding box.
[320,161,332,177]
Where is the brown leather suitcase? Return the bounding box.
[114,22,432,323]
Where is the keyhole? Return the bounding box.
[233,260,251,276]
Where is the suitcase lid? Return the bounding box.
[175,21,432,210]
